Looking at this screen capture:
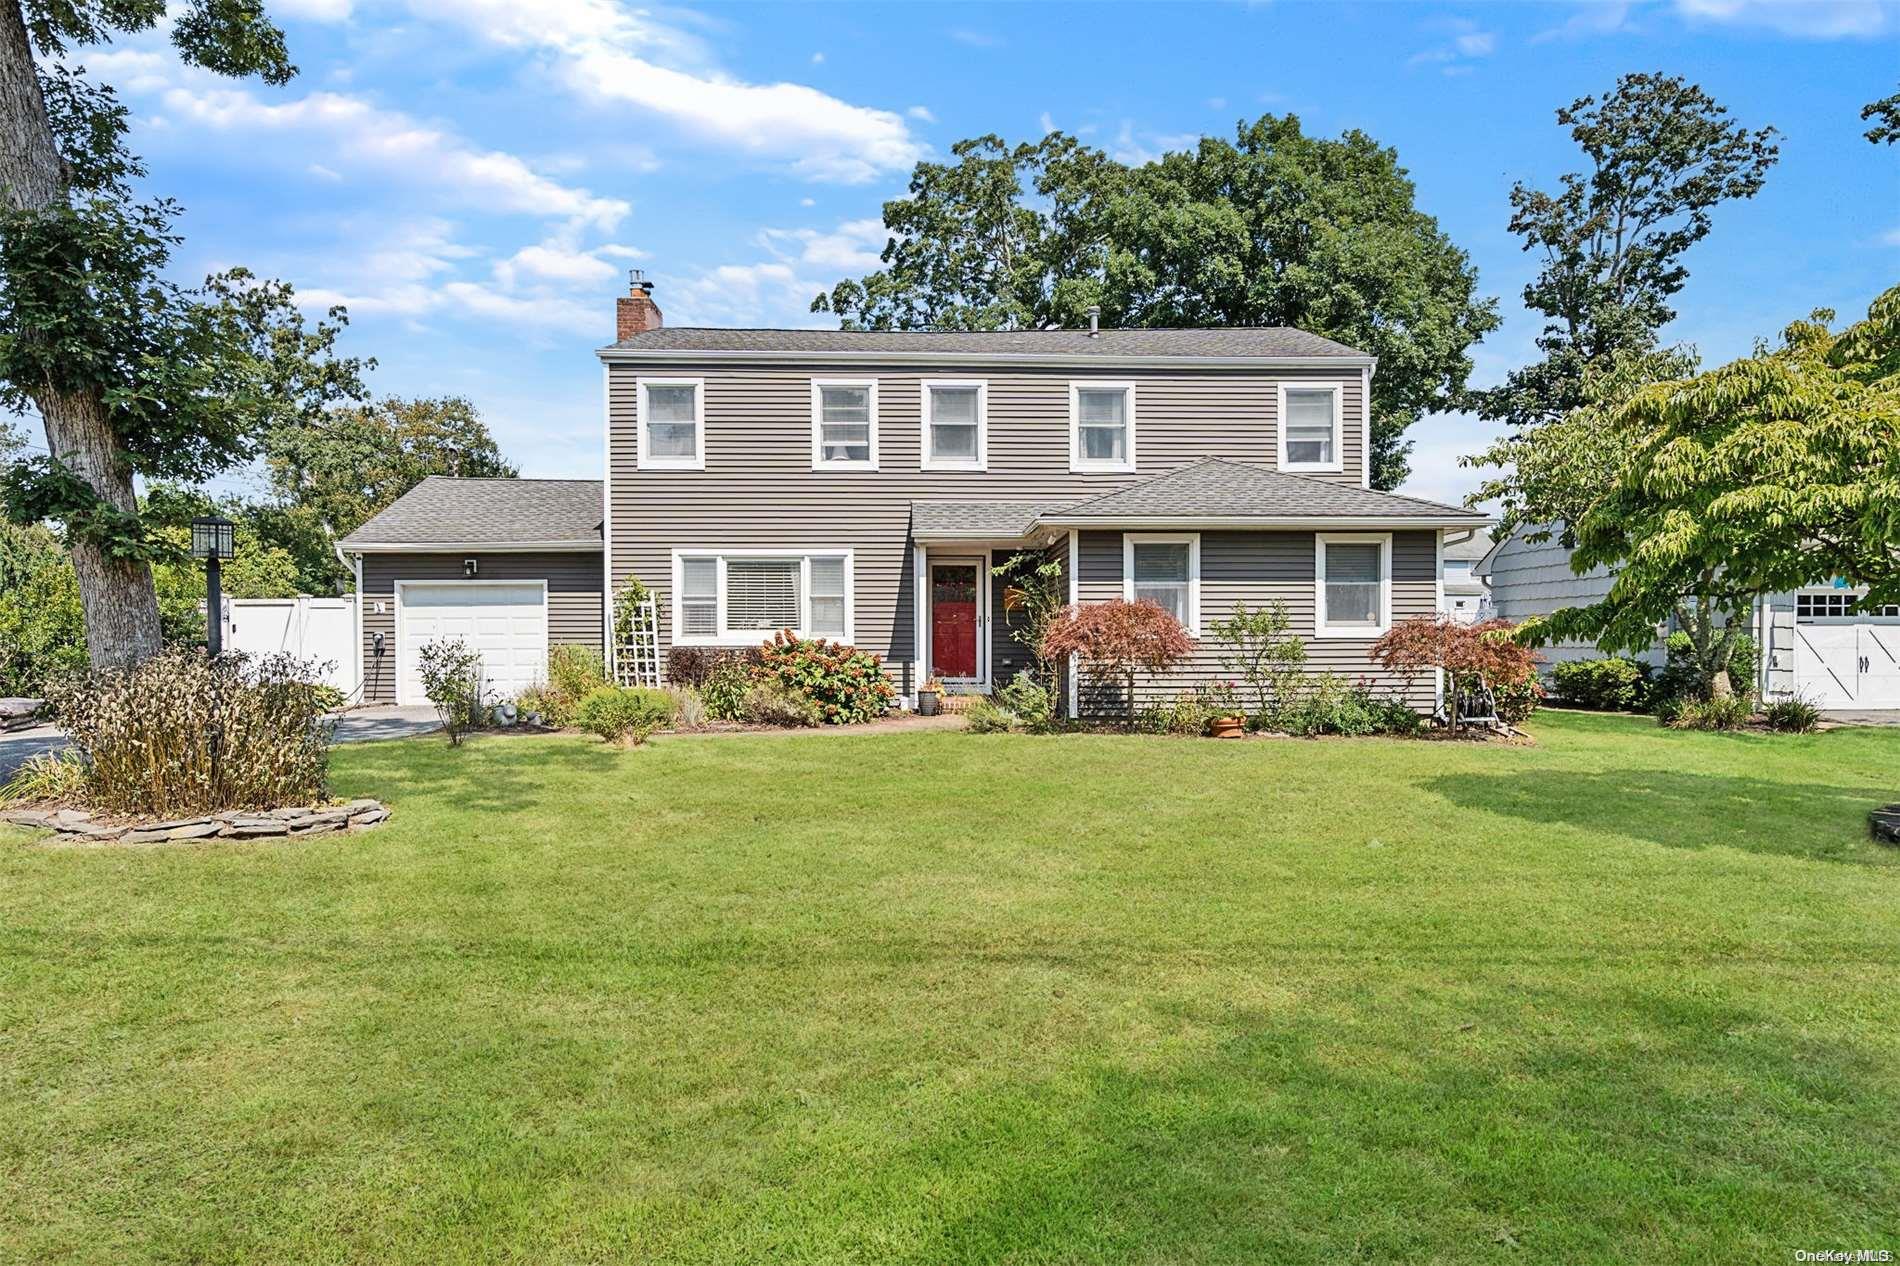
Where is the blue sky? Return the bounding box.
[69,0,1900,504]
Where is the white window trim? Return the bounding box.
[636,377,705,471]
[1315,532,1392,639]
[1069,380,1137,474]
[1279,381,1345,474]
[669,548,856,646]
[919,379,989,471]
[810,378,879,471]
[1123,532,1202,637]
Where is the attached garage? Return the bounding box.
[395,581,549,706]
[1790,592,1900,710]
[338,477,606,706]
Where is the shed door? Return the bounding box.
[1793,623,1859,708]
[397,583,547,706]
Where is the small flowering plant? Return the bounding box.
[1199,679,1244,718]
[757,630,896,725]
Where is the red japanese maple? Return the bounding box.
[1371,617,1542,730]
[1040,600,1196,726]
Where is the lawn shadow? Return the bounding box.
[1425,768,1897,866]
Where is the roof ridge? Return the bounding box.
[417,475,601,485]
[1054,456,1226,517]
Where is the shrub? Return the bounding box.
[1763,695,1823,734]
[667,645,761,688]
[1136,690,1217,736]
[996,670,1055,733]
[1371,617,1542,732]
[308,682,348,714]
[1492,677,1544,726]
[1653,630,1759,708]
[575,686,674,746]
[515,644,610,729]
[1040,600,1196,728]
[962,697,1016,734]
[1209,601,1308,718]
[667,686,709,730]
[1550,657,1649,711]
[0,749,90,806]
[1660,693,1754,731]
[701,659,755,722]
[417,638,486,744]
[741,680,824,728]
[43,649,330,815]
[757,631,895,724]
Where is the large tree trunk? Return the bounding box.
[0,0,163,669]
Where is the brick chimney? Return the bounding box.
[616,269,663,340]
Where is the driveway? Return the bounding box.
[1823,710,1900,727]
[0,706,441,781]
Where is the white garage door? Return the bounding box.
[1792,596,1900,710]
[397,582,547,706]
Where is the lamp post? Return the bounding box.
[190,515,236,656]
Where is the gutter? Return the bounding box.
[338,539,604,553]
[596,348,1378,371]
[1033,514,1489,530]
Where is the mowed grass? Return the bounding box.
[2,711,1898,1264]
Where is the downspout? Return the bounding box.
[333,535,364,705]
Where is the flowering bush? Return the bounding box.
[756,631,895,725]
[1040,600,1195,727]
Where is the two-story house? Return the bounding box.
[341,274,1489,716]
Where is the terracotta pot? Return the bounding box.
[1208,715,1245,740]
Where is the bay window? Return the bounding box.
[671,551,854,643]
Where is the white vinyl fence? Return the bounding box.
[224,597,358,698]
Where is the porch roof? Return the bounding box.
[1034,457,1486,529]
[909,500,1074,541]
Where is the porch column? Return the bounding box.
[911,540,927,707]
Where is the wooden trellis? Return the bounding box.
[614,595,660,687]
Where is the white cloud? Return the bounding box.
[90,49,626,228]
[1531,2,1636,42]
[274,0,354,19]
[670,217,888,326]
[1109,122,1199,165]
[1410,18,1497,73]
[1038,111,1057,136]
[907,105,936,123]
[1882,225,1900,246]
[1672,0,1896,35]
[810,51,825,64]
[399,0,925,183]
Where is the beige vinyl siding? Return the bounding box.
[1075,529,1439,714]
[358,551,604,705]
[607,361,1368,691]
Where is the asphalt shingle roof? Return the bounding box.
[1039,458,1485,523]
[607,326,1368,359]
[1442,526,1494,560]
[339,477,603,548]
[910,501,1078,538]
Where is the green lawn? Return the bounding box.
[3,712,1898,1263]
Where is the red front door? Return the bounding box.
[931,562,980,680]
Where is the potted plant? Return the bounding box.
[1204,681,1245,739]
[917,677,944,716]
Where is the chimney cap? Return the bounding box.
[630,267,653,294]
[1086,305,1101,336]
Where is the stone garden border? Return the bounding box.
[1873,804,1900,846]
[0,799,390,844]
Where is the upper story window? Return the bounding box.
[811,380,877,470]
[1070,382,1136,473]
[1316,533,1390,638]
[1279,383,1343,473]
[921,381,988,471]
[672,550,854,645]
[1124,533,1201,635]
[637,378,704,470]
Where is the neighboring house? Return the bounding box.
[1479,526,1900,711]
[1440,527,1491,624]
[340,274,1490,716]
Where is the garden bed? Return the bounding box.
[0,798,390,845]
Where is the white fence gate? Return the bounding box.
[224,597,358,697]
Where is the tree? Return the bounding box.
[1039,599,1195,727]
[0,3,367,670]
[1535,284,1900,697]
[1370,617,1542,733]
[1207,601,1307,718]
[992,548,1068,692]
[813,119,1498,487]
[261,395,516,590]
[1866,85,1900,145]
[1470,73,1778,432]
